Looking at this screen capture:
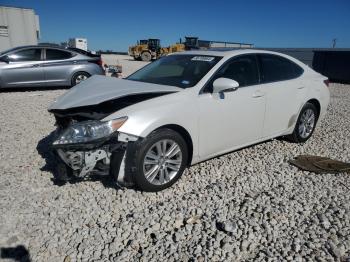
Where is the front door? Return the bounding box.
[2,48,44,87]
[198,54,266,159]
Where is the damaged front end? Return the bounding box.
[51,116,140,187]
[47,76,181,186]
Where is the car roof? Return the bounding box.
[2,45,76,54]
[173,48,294,57]
[171,48,308,67]
[0,45,92,58]
[8,45,67,50]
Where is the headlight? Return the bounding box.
[53,117,127,145]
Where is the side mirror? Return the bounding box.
[213,78,239,93]
[213,77,239,93]
[0,55,10,63]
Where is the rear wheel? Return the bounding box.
[71,72,90,86]
[141,52,152,62]
[132,128,188,191]
[288,102,318,143]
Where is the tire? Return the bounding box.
[141,52,152,62]
[287,102,319,143]
[71,72,90,86]
[131,128,188,192]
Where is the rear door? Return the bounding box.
[43,48,75,85]
[258,54,305,137]
[1,48,44,87]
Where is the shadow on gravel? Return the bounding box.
[37,131,120,190]
[0,86,69,93]
[1,245,31,262]
[36,131,57,175]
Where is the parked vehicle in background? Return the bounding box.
[129,39,169,61]
[68,38,88,51]
[49,49,330,192]
[66,47,99,57]
[129,37,200,62]
[0,45,104,88]
[167,37,200,53]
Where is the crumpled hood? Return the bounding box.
[49,75,182,110]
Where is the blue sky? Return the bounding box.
[2,0,350,51]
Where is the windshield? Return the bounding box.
[127,54,222,88]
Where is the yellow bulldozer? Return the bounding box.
[128,39,169,62]
[128,37,199,61]
[168,37,200,53]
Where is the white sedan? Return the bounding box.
[49,49,330,191]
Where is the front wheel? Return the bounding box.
[141,52,152,62]
[287,102,318,143]
[132,129,188,192]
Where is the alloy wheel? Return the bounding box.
[298,109,315,139]
[143,139,182,185]
[75,74,88,85]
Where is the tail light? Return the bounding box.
[323,79,330,87]
[97,58,103,67]
[89,57,103,67]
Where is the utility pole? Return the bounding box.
[332,38,337,48]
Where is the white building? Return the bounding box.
[0,6,40,52]
[68,38,88,51]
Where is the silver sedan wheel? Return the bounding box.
[298,109,315,139]
[75,74,88,84]
[143,139,182,185]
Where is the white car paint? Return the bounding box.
[101,49,330,165]
[49,75,181,110]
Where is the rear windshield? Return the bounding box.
[127,54,222,88]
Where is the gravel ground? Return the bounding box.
[0,79,349,261]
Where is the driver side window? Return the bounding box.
[8,48,42,62]
[204,55,259,93]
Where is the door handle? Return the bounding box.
[252,91,265,98]
[31,64,41,67]
[298,86,305,89]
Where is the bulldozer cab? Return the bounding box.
[185,37,199,50]
[148,39,161,52]
[139,39,148,45]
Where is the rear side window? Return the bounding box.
[259,54,303,83]
[46,49,73,60]
[8,48,42,61]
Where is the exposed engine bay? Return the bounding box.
[53,131,138,187]
[49,92,173,186]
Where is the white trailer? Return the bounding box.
[68,38,88,51]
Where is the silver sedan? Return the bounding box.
[0,45,105,88]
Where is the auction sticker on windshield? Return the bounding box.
[191,56,215,62]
